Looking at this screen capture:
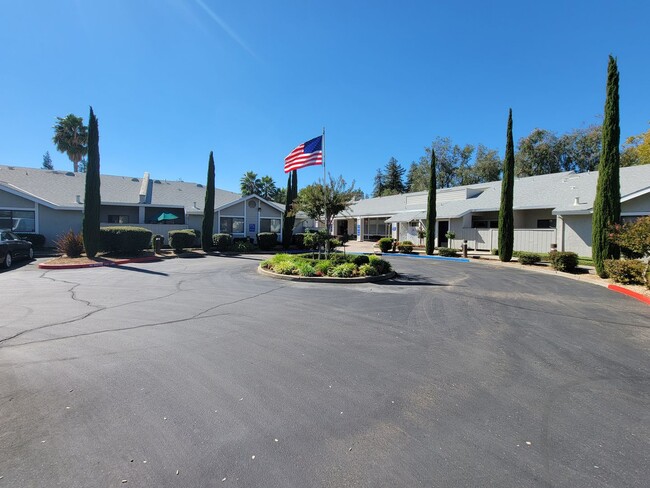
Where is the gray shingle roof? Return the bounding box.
[342,165,650,219]
[0,165,241,211]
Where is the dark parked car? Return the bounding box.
[1,230,34,269]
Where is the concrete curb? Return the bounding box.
[607,284,650,305]
[38,256,162,270]
[258,266,396,283]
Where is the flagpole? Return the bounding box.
[322,127,327,236]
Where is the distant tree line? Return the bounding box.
[372,123,650,197]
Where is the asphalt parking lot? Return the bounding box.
[1,255,648,487]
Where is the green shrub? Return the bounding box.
[212,233,232,251]
[17,233,46,248]
[168,230,196,252]
[491,248,498,255]
[604,259,647,285]
[518,252,542,265]
[274,261,297,275]
[100,226,153,254]
[55,230,84,257]
[257,232,278,251]
[437,247,459,257]
[378,237,393,253]
[369,255,392,274]
[352,254,370,266]
[231,240,255,252]
[314,260,332,276]
[296,262,316,277]
[549,251,579,272]
[358,263,378,276]
[398,241,413,253]
[329,253,348,264]
[329,262,356,277]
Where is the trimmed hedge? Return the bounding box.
[352,254,370,266]
[369,255,392,274]
[17,233,46,248]
[168,229,196,252]
[292,233,306,249]
[257,232,278,251]
[517,252,542,265]
[549,251,578,272]
[100,226,153,254]
[378,237,393,253]
[437,247,459,257]
[398,241,413,253]
[212,233,232,251]
[604,259,647,285]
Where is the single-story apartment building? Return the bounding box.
[0,165,300,245]
[333,165,650,256]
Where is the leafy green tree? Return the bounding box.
[258,175,278,201]
[382,157,406,194]
[52,114,88,172]
[293,174,359,233]
[515,128,562,177]
[425,148,436,255]
[499,109,515,262]
[82,107,101,258]
[41,151,53,170]
[282,170,297,248]
[240,171,261,196]
[559,125,602,172]
[621,126,650,166]
[472,144,501,182]
[201,151,215,252]
[593,55,621,277]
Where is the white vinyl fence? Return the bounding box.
[448,228,556,253]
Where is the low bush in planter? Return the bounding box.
[378,237,393,253]
[257,232,278,251]
[437,247,459,257]
[168,229,196,252]
[352,254,370,266]
[212,233,232,251]
[517,252,542,265]
[55,230,84,257]
[549,251,578,272]
[369,255,392,274]
[329,262,356,278]
[604,259,647,285]
[101,226,153,254]
[398,241,413,253]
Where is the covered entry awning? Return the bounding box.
[385,210,426,223]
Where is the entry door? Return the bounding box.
[438,220,449,247]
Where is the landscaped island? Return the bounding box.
[260,253,392,279]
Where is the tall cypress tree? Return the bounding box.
[82,107,101,258]
[282,170,297,248]
[498,109,515,262]
[592,56,621,277]
[201,151,215,252]
[425,148,436,255]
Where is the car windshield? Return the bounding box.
[2,231,20,241]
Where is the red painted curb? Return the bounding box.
[608,284,650,305]
[38,256,162,270]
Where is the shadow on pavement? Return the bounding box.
[378,273,454,287]
[111,265,169,276]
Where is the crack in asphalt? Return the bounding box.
[0,283,286,349]
[0,273,188,346]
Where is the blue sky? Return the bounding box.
[1,0,648,195]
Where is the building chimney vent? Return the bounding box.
[75,194,82,204]
[573,197,580,206]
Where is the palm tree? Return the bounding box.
[52,114,88,172]
[258,175,278,200]
[240,171,261,196]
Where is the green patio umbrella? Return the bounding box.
[157,212,179,222]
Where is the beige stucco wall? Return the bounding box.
[514,209,555,227]
[0,189,35,208]
[221,201,245,216]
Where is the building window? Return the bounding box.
[260,218,281,233]
[472,219,498,228]
[108,215,129,224]
[220,217,244,234]
[0,209,36,232]
[537,219,556,229]
[621,215,648,224]
[363,218,390,237]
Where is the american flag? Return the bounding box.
[284,135,323,173]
